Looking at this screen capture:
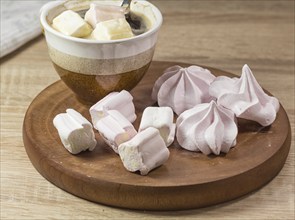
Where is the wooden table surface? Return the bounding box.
[1,0,294,219]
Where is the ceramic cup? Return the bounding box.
[40,0,162,104]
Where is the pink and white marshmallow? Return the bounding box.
[139,106,175,147]
[53,109,97,154]
[118,127,170,175]
[152,65,216,115]
[84,3,125,28]
[95,110,137,153]
[176,101,238,155]
[89,90,136,129]
[209,64,280,126]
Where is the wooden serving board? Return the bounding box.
[23,61,291,211]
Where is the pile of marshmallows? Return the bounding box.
[51,1,155,40]
[53,64,280,175]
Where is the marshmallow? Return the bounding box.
[176,101,238,155]
[90,18,134,40]
[118,127,170,175]
[209,64,280,126]
[84,4,125,28]
[130,0,156,29]
[152,65,216,115]
[95,110,137,153]
[53,109,97,154]
[89,90,136,129]
[52,10,92,37]
[139,107,175,147]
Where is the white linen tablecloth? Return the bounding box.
[0,0,49,58]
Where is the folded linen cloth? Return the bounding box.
[0,1,49,58]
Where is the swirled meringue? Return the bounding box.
[152,65,216,115]
[209,64,280,126]
[176,101,238,155]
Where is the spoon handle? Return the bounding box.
[121,0,132,14]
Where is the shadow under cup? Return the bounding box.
[40,1,162,104]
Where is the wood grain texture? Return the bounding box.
[1,0,294,219]
[22,61,291,211]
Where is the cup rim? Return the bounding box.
[40,0,163,44]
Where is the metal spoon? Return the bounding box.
[121,0,132,15]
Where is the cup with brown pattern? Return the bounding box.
[40,0,162,104]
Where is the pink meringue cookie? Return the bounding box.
[209,64,280,126]
[89,90,136,130]
[152,65,216,115]
[176,101,238,155]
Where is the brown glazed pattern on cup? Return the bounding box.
[53,62,151,104]
[48,45,155,104]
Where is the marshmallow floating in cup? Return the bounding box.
[84,4,125,28]
[90,18,134,40]
[52,10,92,37]
[50,0,157,40]
[209,64,280,126]
[53,3,133,40]
[118,127,170,175]
[84,3,134,40]
[53,108,97,154]
[139,106,175,147]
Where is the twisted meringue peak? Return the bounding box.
[209,64,280,126]
[176,101,238,155]
[152,65,216,115]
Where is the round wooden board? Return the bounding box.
[23,61,291,211]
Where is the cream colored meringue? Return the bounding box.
[95,110,137,154]
[176,101,238,155]
[209,64,280,126]
[152,65,216,115]
[118,127,170,175]
[89,90,136,130]
[139,106,175,147]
